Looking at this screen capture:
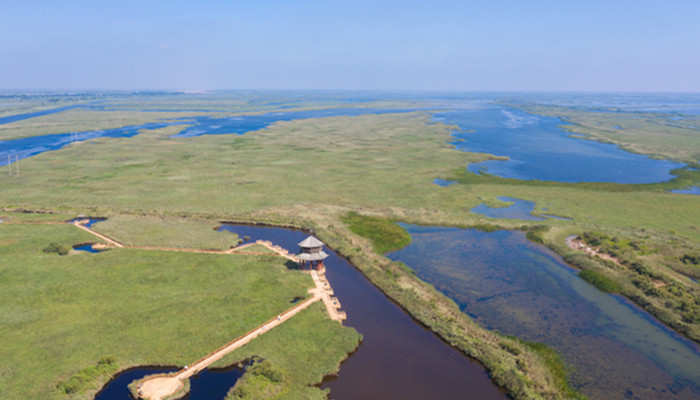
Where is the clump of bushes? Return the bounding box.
[226,359,285,400]
[42,242,70,256]
[58,356,118,394]
[681,253,700,266]
[581,231,653,258]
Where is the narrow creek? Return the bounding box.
[387,225,700,400]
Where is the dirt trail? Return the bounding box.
[566,235,618,263]
[72,222,124,247]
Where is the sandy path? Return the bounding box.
[72,222,124,247]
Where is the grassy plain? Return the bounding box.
[0,221,360,400]
[2,94,699,399]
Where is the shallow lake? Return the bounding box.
[387,225,700,400]
[217,224,508,400]
[439,104,686,183]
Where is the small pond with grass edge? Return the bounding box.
[94,365,246,400]
[387,225,700,400]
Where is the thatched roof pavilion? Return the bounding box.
[297,236,328,270]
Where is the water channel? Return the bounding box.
[387,225,700,400]
[217,224,509,400]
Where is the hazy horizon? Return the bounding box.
[2,1,699,92]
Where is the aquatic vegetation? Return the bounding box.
[578,270,622,293]
[340,212,411,254]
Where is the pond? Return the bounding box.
[217,224,508,400]
[387,225,700,400]
[94,365,246,400]
[671,186,700,195]
[439,104,686,183]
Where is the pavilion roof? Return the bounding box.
[297,250,329,261]
[298,236,324,248]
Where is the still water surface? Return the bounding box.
[94,366,245,400]
[388,225,700,400]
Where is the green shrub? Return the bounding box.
[58,356,118,395]
[681,253,700,266]
[42,242,70,256]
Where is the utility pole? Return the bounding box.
[7,155,11,176]
[15,155,19,176]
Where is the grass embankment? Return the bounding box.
[0,222,358,399]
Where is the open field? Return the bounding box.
[0,221,358,400]
[94,214,237,250]
[2,93,699,399]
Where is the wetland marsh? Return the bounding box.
[1,91,699,400]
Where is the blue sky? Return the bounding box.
[1,0,699,92]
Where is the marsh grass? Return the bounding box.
[95,214,237,250]
[340,211,411,254]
